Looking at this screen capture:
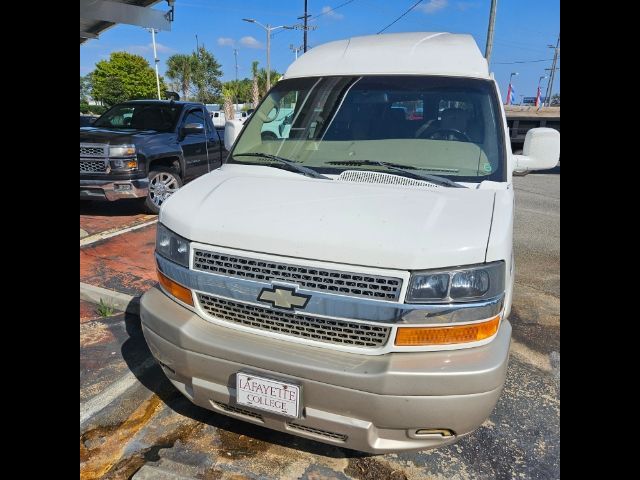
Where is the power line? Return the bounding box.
[312,0,357,21]
[377,0,423,34]
[494,58,555,64]
[272,0,358,38]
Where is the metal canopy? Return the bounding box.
[80,0,174,44]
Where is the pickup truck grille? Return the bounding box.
[197,293,391,348]
[80,160,108,173]
[80,144,107,157]
[193,250,402,301]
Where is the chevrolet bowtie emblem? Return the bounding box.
[257,286,311,310]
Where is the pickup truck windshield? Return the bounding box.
[229,76,506,182]
[93,103,183,132]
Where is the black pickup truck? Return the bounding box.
[80,100,227,213]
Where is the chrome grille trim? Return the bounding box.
[80,143,107,158]
[193,249,402,301]
[196,293,391,348]
[287,423,348,442]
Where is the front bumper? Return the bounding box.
[80,178,148,201]
[140,286,511,453]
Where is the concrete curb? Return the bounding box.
[80,217,157,247]
[80,282,140,315]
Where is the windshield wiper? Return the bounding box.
[326,160,466,188]
[234,153,329,180]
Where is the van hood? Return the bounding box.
[160,165,496,270]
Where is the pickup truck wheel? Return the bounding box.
[144,167,183,214]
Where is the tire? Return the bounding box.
[144,166,183,214]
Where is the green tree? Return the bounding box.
[223,79,252,104]
[256,68,282,98]
[550,93,560,105]
[165,53,192,100]
[80,74,92,112]
[80,74,92,102]
[91,52,166,107]
[191,45,223,103]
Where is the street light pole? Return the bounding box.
[545,33,560,106]
[266,24,271,91]
[149,28,161,99]
[243,18,292,92]
[484,0,498,63]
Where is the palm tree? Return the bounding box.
[251,61,260,108]
[165,54,192,100]
[222,85,236,121]
[257,68,282,98]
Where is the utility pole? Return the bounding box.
[484,0,498,63]
[149,28,161,99]
[233,48,239,81]
[303,0,309,52]
[297,0,312,53]
[195,34,199,51]
[290,44,303,60]
[544,33,560,106]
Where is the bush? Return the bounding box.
[80,101,90,113]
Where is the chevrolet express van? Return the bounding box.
[140,32,560,453]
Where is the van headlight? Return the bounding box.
[156,224,190,267]
[406,262,505,303]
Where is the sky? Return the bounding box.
[80,0,560,102]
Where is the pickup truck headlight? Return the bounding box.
[109,144,136,157]
[406,262,505,303]
[156,224,190,268]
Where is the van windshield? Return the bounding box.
[229,76,506,182]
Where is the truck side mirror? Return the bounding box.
[513,128,560,173]
[224,119,244,150]
[182,122,204,135]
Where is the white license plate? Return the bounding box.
[236,372,301,418]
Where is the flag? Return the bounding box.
[535,86,542,107]
[506,83,515,105]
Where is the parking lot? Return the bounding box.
[80,172,559,480]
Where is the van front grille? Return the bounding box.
[193,249,402,301]
[196,293,391,348]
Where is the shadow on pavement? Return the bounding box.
[120,307,370,460]
[80,198,151,217]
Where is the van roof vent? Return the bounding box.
[336,170,440,188]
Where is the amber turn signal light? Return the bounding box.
[157,269,194,306]
[395,316,500,346]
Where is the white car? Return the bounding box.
[141,32,559,453]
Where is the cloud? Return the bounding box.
[321,6,344,20]
[217,37,235,47]
[417,0,449,14]
[239,36,263,49]
[126,43,175,55]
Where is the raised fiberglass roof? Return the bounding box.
[284,32,490,80]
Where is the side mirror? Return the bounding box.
[224,119,244,150]
[513,128,560,173]
[182,122,204,135]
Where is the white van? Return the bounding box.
[141,32,559,453]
